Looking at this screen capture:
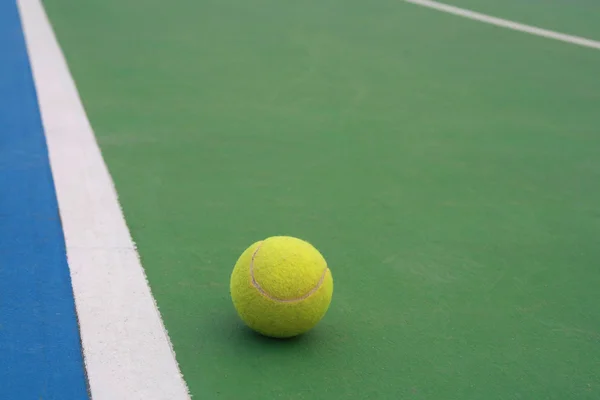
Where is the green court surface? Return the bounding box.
[44,0,600,398]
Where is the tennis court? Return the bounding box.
[2,0,600,398]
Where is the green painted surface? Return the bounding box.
[43,0,600,398]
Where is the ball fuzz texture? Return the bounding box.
[230,236,333,338]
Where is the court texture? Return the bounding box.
[1,0,600,398]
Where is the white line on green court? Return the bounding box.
[405,0,600,50]
[17,0,191,398]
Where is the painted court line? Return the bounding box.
[405,0,600,50]
[17,0,191,399]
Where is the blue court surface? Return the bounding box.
[0,1,88,398]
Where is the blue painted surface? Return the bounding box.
[0,1,89,398]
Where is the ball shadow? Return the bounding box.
[221,313,321,350]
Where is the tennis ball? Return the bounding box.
[230,236,333,338]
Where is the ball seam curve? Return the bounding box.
[249,241,329,303]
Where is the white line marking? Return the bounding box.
[17,1,191,399]
[405,0,600,50]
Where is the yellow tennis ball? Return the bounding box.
[230,236,333,338]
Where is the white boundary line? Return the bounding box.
[405,0,600,50]
[17,0,191,399]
